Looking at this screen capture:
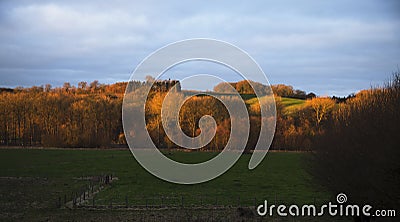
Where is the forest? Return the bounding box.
[0,79,313,149]
[0,76,397,153]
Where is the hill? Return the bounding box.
[280,97,306,114]
[245,96,307,115]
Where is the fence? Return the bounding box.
[74,194,261,209]
[57,174,115,208]
[57,175,321,211]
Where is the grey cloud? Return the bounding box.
[0,0,399,96]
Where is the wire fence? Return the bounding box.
[57,174,115,208]
[75,195,262,209]
[57,174,320,212]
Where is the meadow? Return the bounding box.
[280,97,306,114]
[0,148,332,221]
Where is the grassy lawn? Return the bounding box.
[0,148,331,221]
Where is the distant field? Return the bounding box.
[280,97,305,107]
[245,96,306,115]
[0,149,330,221]
[280,97,306,114]
[182,90,257,100]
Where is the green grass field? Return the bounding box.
[245,96,307,115]
[280,97,306,107]
[280,97,306,114]
[0,149,332,221]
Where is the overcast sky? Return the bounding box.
[0,0,399,96]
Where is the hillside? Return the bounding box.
[280,97,306,114]
[245,96,307,115]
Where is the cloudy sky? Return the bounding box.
[0,0,399,96]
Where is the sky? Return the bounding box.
[0,0,399,96]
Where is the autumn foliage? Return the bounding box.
[0,82,125,147]
[0,77,392,156]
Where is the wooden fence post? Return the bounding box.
[181,196,184,208]
[73,194,76,207]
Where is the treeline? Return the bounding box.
[271,84,316,99]
[213,80,271,95]
[0,78,381,152]
[214,81,316,99]
[0,83,123,147]
[0,79,181,147]
[0,78,335,150]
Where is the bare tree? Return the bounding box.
[307,97,335,127]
